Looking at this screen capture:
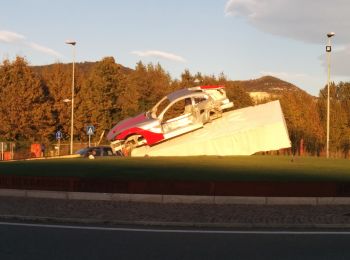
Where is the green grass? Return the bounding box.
[0,156,350,182]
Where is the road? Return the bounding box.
[1,221,350,259]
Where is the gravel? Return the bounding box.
[2,197,350,228]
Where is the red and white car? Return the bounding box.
[107,86,233,155]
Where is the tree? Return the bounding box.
[0,57,53,142]
[75,57,124,141]
[115,74,140,119]
[280,91,324,156]
[318,83,350,157]
[224,81,254,109]
[129,62,172,112]
[180,69,196,88]
[338,82,350,157]
[39,63,73,140]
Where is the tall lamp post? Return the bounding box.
[326,32,335,159]
[65,40,76,155]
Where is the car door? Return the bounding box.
[193,94,212,123]
[91,148,101,156]
[102,147,114,156]
[160,97,203,139]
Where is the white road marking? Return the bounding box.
[0,221,350,235]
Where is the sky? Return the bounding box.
[1,0,349,96]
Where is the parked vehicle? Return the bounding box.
[107,86,233,155]
[75,146,120,158]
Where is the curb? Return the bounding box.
[2,188,350,205]
[2,214,350,229]
[0,154,80,163]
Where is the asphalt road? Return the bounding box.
[1,222,350,260]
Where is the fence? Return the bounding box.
[49,142,97,157]
[0,142,100,160]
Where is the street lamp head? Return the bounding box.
[327,32,335,38]
[65,40,76,46]
[63,98,71,103]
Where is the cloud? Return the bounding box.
[224,0,350,44]
[27,42,63,58]
[0,30,63,58]
[224,0,259,18]
[225,0,350,77]
[0,30,25,43]
[131,50,186,63]
[320,46,350,77]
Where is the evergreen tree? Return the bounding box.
[0,57,53,142]
[75,57,123,141]
[129,62,172,112]
[318,83,349,157]
[40,63,72,139]
[180,69,196,87]
[280,91,323,156]
[115,75,140,119]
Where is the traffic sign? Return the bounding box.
[87,125,95,136]
[56,131,63,140]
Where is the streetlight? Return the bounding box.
[326,32,335,159]
[65,40,76,155]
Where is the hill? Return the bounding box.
[30,59,314,106]
[232,76,305,94]
[231,76,314,103]
[31,60,133,76]
[32,61,306,98]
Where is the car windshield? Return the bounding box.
[162,99,187,122]
[75,148,89,155]
[150,97,171,118]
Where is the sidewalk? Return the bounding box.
[2,196,350,228]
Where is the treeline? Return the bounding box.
[0,56,349,157]
[259,82,350,157]
[0,56,251,143]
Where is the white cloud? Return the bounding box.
[0,30,63,58]
[27,42,63,58]
[225,0,350,77]
[0,31,25,43]
[225,0,260,18]
[131,50,186,63]
[225,0,350,44]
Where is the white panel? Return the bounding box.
[132,101,291,156]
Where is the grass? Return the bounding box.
[0,155,350,182]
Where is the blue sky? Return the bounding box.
[1,0,349,96]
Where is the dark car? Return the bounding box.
[75,146,120,157]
